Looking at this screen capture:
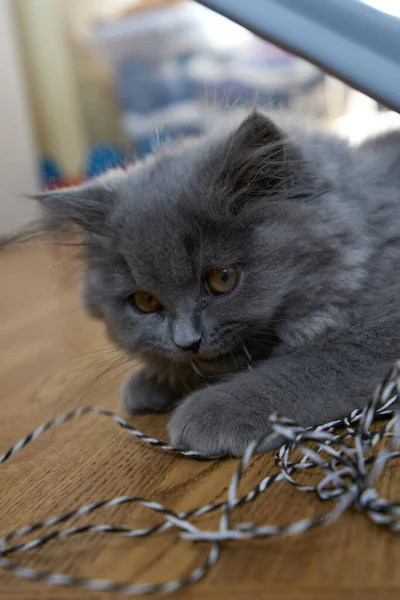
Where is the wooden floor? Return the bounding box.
[1,243,400,600]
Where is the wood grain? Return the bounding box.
[0,243,399,600]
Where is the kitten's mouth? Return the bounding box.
[195,351,235,364]
[196,353,217,362]
[191,348,251,375]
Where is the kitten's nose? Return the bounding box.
[174,336,202,353]
[172,310,202,353]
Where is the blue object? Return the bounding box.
[40,156,63,188]
[85,144,127,179]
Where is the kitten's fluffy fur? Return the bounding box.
[34,112,400,456]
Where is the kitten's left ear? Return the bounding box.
[32,171,122,234]
[231,110,283,152]
[215,111,299,210]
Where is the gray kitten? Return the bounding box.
[34,111,400,457]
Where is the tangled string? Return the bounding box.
[1,361,400,595]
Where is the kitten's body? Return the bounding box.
[35,112,400,456]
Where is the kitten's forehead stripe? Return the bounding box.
[183,232,199,279]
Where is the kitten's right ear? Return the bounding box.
[32,174,120,234]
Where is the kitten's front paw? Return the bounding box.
[167,385,273,457]
[122,369,178,415]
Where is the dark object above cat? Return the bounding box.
[32,111,400,457]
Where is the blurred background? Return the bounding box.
[2,0,400,236]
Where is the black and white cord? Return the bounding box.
[1,361,400,594]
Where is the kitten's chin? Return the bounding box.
[192,332,281,374]
[192,351,249,374]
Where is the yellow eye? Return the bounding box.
[132,291,162,313]
[206,266,238,295]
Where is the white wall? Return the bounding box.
[0,0,38,235]
[15,0,89,176]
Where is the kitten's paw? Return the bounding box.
[167,385,273,457]
[122,369,178,415]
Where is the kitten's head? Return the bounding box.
[34,112,350,373]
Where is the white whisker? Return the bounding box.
[242,342,253,370]
[191,360,202,377]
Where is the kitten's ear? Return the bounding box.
[32,175,119,234]
[216,111,295,212]
[231,111,282,152]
